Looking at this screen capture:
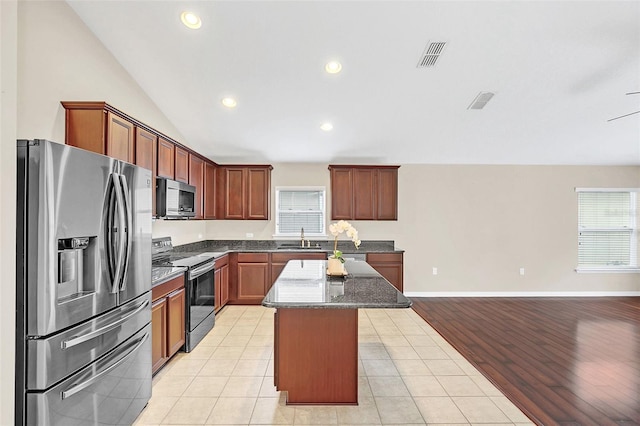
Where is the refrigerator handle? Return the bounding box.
[60,332,149,400]
[112,173,128,290]
[117,174,133,292]
[60,299,149,350]
[104,174,119,293]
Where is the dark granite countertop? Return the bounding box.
[173,239,403,257]
[262,259,411,309]
[152,266,187,286]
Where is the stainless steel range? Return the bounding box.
[152,237,223,351]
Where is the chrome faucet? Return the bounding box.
[300,228,305,247]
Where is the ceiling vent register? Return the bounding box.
[468,92,495,110]
[416,41,447,68]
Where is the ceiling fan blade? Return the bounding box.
[607,110,640,122]
[625,92,640,95]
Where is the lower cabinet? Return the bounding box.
[366,252,403,292]
[215,255,230,312]
[151,274,186,374]
[236,253,270,304]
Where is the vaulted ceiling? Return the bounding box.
[67,1,640,165]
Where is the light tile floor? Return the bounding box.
[134,306,535,425]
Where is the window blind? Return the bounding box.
[276,188,325,235]
[578,191,637,267]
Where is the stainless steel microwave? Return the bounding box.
[156,177,196,219]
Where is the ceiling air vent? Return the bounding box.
[468,92,495,110]
[416,41,447,68]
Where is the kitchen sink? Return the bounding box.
[277,244,323,250]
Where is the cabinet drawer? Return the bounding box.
[237,252,269,263]
[271,252,326,263]
[152,275,185,301]
[366,252,403,263]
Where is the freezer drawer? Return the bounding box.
[26,293,151,390]
[25,324,152,426]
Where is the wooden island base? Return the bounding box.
[274,308,358,405]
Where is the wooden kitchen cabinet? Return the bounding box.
[215,255,229,312]
[151,298,168,374]
[367,252,403,292]
[328,165,399,221]
[189,154,205,219]
[204,162,217,219]
[234,253,270,304]
[218,166,272,220]
[135,127,157,216]
[151,274,186,374]
[157,137,175,179]
[175,146,189,183]
[62,102,135,163]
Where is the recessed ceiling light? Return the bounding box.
[221,97,237,108]
[325,61,342,74]
[320,122,333,131]
[181,11,202,29]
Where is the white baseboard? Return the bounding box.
[403,291,640,297]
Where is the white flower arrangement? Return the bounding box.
[329,220,361,263]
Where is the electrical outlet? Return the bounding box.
[519,267,525,275]
[246,233,254,238]
[432,267,438,275]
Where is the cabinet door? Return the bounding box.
[136,128,157,216]
[237,262,269,301]
[151,298,168,374]
[189,154,205,219]
[167,288,186,357]
[175,146,189,183]
[376,168,398,220]
[247,168,270,220]
[157,137,175,179]
[106,112,135,163]
[224,167,246,219]
[270,263,285,287]
[353,168,376,220]
[214,268,222,311]
[330,167,353,220]
[204,162,217,219]
[220,264,229,306]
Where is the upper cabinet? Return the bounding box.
[204,162,217,219]
[218,166,272,220]
[175,146,189,184]
[62,102,136,163]
[62,101,273,222]
[157,137,175,179]
[328,165,399,221]
[188,154,205,219]
[135,127,157,216]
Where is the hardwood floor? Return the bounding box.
[411,297,640,426]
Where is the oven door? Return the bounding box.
[188,261,215,332]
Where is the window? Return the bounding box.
[576,189,639,271]
[275,187,326,236]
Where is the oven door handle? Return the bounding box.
[190,261,215,280]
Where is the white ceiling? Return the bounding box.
[66,0,640,165]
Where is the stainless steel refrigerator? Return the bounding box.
[16,139,153,425]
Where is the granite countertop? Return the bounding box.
[173,239,403,256]
[262,259,411,309]
[152,266,187,286]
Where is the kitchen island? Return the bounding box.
[262,259,411,405]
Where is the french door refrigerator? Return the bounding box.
[16,139,153,425]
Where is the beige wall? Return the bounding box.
[155,164,640,295]
[17,0,186,146]
[1,1,17,423]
